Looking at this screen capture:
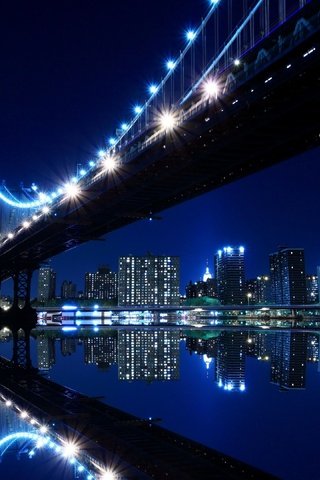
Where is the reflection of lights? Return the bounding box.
[100,469,117,480]
[203,78,219,99]
[42,206,50,214]
[159,110,177,131]
[239,384,246,392]
[39,425,48,434]
[62,441,78,458]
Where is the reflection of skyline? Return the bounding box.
[34,329,319,391]
[270,332,307,390]
[118,329,180,381]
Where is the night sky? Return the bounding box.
[0,1,319,296]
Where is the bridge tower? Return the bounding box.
[1,268,37,369]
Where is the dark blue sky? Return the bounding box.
[0,0,319,295]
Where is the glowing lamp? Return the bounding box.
[149,84,158,94]
[186,30,196,41]
[64,183,80,198]
[166,59,175,70]
[159,111,176,131]
[134,105,142,115]
[103,155,117,172]
[203,78,219,99]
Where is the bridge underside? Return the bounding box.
[0,4,319,281]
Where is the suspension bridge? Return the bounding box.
[0,0,319,363]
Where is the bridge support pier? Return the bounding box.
[1,269,37,369]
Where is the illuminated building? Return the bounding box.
[118,255,180,306]
[269,247,306,305]
[270,332,307,390]
[37,264,56,303]
[305,274,318,304]
[84,266,117,302]
[214,246,245,305]
[118,329,180,381]
[215,331,246,391]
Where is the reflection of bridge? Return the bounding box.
[0,357,276,479]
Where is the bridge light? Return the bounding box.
[202,77,219,99]
[79,169,86,176]
[89,160,96,168]
[234,58,241,66]
[134,105,143,115]
[22,221,31,228]
[8,233,14,239]
[121,122,128,131]
[108,137,116,146]
[39,425,48,434]
[186,30,196,42]
[42,206,50,214]
[102,155,117,172]
[20,410,28,419]
[210,0,220,5]
[149,84,158,94]
[98,150,106,158]
[166,59,176,70]
[64,183,80,198]
[5,400,12,407]
[159,110,177,132]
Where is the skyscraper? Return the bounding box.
[38,264,56,303]
[269,247,306,305]
[214,246,245,305]
[118,254,180,306]
[84,266,117,302]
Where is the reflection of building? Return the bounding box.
[38,264,56,303]
[61,280,77,299]
[270,332,307,390]
[118,329,180,381]
[307,335,319,364]
[61,337,77,356]
[214,246,245,305]
[118,255,180,306]
[37,335,56,370]
[85,266,117,301]
[305,275,318,304]
[269,247,306,305]
[215,331,246,391]
[246,332,269,361]
[84,334,117,369]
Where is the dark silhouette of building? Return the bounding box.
[85,266,117,301]
[269,247,306,305]
[214,246,245,305]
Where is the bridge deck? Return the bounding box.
[0,357,277,479]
